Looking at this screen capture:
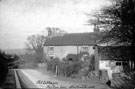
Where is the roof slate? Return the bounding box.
[44,33,100,46]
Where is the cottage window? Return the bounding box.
[48,47,54,54]
[116,62,121,66]
[49,56,54,60]
[81,46,89,52]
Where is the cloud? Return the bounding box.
[0,0,110,49]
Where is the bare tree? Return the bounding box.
[25,27,66,63]
[25,34,46,63]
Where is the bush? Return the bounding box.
[47,57,82,77]
[66,62,82,77]
[47,58,60,73]
[58,61,82,77]
[47,60,55,73]
[89,55,95,71]
[46,55,96,78]
[113,72,135,89]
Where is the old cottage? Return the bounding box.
[43,27,101,72]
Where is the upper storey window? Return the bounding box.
[48,46,54,55]
[81,46,89,52]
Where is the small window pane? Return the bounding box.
[50,56,54,59]
[81,46,89,52]
[116,62,119,66]
[48,47,54,54]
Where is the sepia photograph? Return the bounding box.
[0,0,135,89]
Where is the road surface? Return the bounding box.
[16,69,111,89]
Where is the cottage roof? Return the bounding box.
[44,33,101,46]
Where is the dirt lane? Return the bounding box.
[18,69,110,89]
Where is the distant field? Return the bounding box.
[4,49,27,55]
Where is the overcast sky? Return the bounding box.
[0,0,110,49]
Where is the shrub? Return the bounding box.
[89,55,95,71]
[57,62,67,76]
[47,57,82,77]
[58,61,82,77]
[47,60,55,73]
[47,57,60,73]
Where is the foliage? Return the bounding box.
[0,49,22,86]
[88,0,135,66]
[0,50,8,86]
[47,58,60,73]
[47,57,82,77]
[98,46,131,60]
[0,49,21,69]
[89,0,135,46]
[19,53,43,67]
[89,55,95,71]
[114,72,135,89]
[7,55,21,69]
[60,61,82,77]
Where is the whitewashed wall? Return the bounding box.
[78,46,95,55]
[43,45,95,61]
[99,60,124,74]
[54,46,78,60]
[99,60,111,70]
